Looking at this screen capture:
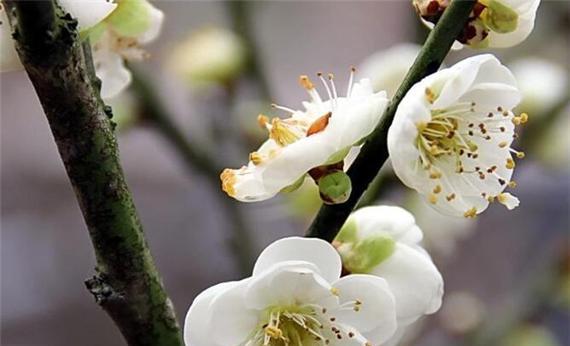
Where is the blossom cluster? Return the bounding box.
[0,0,548,345]
[185,206,444,346]
[1,0,164,100]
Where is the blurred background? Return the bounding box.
[1,1,568,345]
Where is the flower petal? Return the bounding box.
[245,261,337,310]
[351,206,423,245]
[0,8,23,72]
[59,0,117,30]
[371,243,443,324]
[332,274,397,343]
[253,237,342,283]
[208,279,259,346]
[93,47,132,99]
[184,281,240,346]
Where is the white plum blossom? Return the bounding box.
[0,0,163,100]
[387,54,525,217]
[334,206,444,337]
[359,43,421,97]
[167,27,247,86]
[414,0,541,48]
[509,57,568,116]
[221,71,388,204]
[0,0,117,72]
[184,237,400,346]
[88,0,164,99]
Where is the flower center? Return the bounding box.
[414,92,527,216]
[247,296,365,346]
[416,103,479,173]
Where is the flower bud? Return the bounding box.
[318,170,352,204]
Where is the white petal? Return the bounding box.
[59,0,117,30]
[245,261,336,310]
[332,274,397,343]
[371,243,443,324]
[487,0,541,48]
[209,279,259,346]
[138,0,164,44]
[253,237,342,283]
[498,192,520,210]
[184,281,240,346]
[350,206,423,245]
[93,48,132,99]
[0,8,23,72]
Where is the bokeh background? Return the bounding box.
[1,1,568,345]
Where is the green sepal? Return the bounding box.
[342,235,396,274]
[106,0,153,38]
[324,147,350,165]
[336,217,358,243]
[281,175,306,193]
[481,0,518,34]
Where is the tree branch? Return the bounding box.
[3,1,182,344]
[306,0,477,241]
[226,0,272,100]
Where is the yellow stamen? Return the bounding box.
[299,75,315,90]
[220,169,237,197]
[257,114,269,128]
[463,207,477,218]
[249,152,263,165]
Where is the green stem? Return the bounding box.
[3,1,182,345]
[131,68,257,275]
[306,0,477,242]
[226,0,272,100]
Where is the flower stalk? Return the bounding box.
[2,1,182,344]
[306,0,478,241]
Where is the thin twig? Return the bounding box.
[226,0,272,100]
[2,1,182,344]
[130,68,257,274]
[305,0,477,242]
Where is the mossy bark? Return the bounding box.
[2,1,183,345]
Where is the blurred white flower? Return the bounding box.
[439,291,486,334]
[334,206,444,329]
[88,0,164,99]
[359,44,421,97]
[414,0,541,48]
[167,27,247,86]
[406,193,475,257]
[0,0,117,72]
[388,54,524,217]
[221,71,388,204]
[184,237,399,346]
[510,57,568,116]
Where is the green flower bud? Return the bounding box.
[336,218,358,243]
[480,0,518,34]
[318,171,352,205]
